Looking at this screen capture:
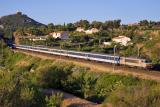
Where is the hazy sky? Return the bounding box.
[0,0,159,24]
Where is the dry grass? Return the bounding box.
[15,60,29,66]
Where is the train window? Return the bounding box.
[125,59,139,63]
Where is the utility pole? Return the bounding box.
[113,45,117,72]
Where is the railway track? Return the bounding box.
[15,49,160,82]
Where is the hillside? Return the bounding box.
[0,12,44,39]
[0,12,43,30]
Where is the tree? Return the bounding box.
[0,28,4,36]
[139,20,149,26]
[103,20,121,30]
[66,23,76,31]
[4,28,13,39]
[14,28,25,37]
[54,25,66,31]
[47,23,54,33]
[91,21,103,29]
[26,27,43,36]
[39,25,48,35]
[82,72,97,99]
[113,20,121,28]
[75,20,90,29]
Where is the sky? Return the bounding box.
[0,0,160,24]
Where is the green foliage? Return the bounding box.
[35,61,74,88]
[45,93,63,107]
[54,24,66,31]
[106,84,160,107]
[4,28,13,39]
[95,74,141,102]
[144,36,160,64]
[82,72,98,99]
[91,21,103,29]
[103,20,121,29]
[140,20,149,26]
[121,45,138,56]
[0,71,45,107]
[75,20,90,29]
[66,23,76,31]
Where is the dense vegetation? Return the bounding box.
[0,42,64,107]
[0,43,160,107]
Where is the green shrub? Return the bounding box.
[0,71,45,107]
[45,93,63,107]
[106,85,160,107]
[35,61,74,88]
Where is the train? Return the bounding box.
[13,44,153,69]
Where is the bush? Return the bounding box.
[106,85,160,107]
[35,61,74,88]
[0,71,45,107]
[45,93,63,107]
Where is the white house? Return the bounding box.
[112,36,131,46]
[76,27,85,32]
[50,31,68,40]
[85,28,99,34]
